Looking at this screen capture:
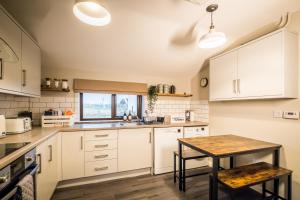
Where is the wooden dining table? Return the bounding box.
[178,134,282,200]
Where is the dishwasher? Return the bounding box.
[154,127,183,174]
[184,126,209,169]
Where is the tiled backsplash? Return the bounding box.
[0,93,209,125]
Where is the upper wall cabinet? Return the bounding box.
[0,8,22,93]
[21,32,41,96]
[0,7,41,97]
[209,29,298,101]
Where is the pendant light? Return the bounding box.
[198,4,227,49]
[73,0,111,26]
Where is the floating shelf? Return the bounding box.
[41,87,70,92]
[157,93,193,97]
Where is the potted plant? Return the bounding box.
[147,85,158,113]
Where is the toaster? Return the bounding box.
[6,117,32,134]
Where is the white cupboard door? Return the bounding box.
[238,32,283,98]
[0,8,22,92]
[21,32,41,96]
[47,134,59,195]
[210,50,238,100]
[61,132,85,180]
[36,139,52,200]
[118,128,152,172]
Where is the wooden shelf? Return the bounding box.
[157,93,192,97]
[41,87,70,92]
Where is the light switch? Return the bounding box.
[283,111,299,120]
[273,111,283,118]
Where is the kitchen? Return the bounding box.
[0,0,300,200]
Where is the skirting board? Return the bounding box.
[57,168,151,188]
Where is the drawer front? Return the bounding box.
[85,130,118,141]
[85,149,117,162]
[85,159,118,177]
[85,140,117,151]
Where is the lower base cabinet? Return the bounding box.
[36,133,60,200]
[118,128,152,172]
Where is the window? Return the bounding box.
[80,93,142,120]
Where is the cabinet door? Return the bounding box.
[36,139,52,200]
[118,128,152,172]
[210,50,238,100]
[21,32,41,96]
[0,8,22,92]
[61,132,84,180]
[47,134,59,195]
[238,32,283,98]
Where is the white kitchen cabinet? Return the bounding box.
[36,134,60,200]
[118,128,152,172]
[210,50,238,100]
[61,131,85,180]
[0,8,22,93]
[209,29,298,101]
[154,127,183,174]
[21,32,41,96]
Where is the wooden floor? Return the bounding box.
[52,170,262,200]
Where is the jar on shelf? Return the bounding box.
[61,79,69,91]
[45,78,51,88]
[54,79,60,88]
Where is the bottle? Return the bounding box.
[123,112,127,121]
[128,111,132,121]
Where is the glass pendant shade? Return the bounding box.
[73,0,111,26]
[198,28,227,49]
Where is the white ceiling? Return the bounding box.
[1,0,300,79]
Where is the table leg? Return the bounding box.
[230,156,235,169]
[211,157,220,200]
[273,149,280,200]
[178,142,183,191]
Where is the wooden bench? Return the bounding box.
[211,162,292,200]
[174,150,209,192]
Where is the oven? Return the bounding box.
[0,148,38,200]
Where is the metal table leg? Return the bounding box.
[230,156,235,169]
[178,142,183,191]
[210,157,220,200]
[273,149,280,200]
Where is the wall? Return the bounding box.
[207,10,300,199]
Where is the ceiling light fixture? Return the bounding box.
[198,4,227,49]
[73,0,111,26]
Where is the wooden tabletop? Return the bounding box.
[178,135,281,157]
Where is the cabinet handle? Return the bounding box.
[37,154,42,174]
[22,69,26,87]
[237,79,240,94]
[0,58,3,80]
[95,166,108,171]
[48,145,53,162]
[80,136,83,150]
[95,134,109,138]
[94,154,108,159]
[149,132,152,143]
[94,144,108,148]
[233,80,237,93]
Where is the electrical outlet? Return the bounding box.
[283,111,299,120]
[273,111,283,118]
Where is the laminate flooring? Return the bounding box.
[52,170,263,200]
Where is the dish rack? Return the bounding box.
[41,115,74,127]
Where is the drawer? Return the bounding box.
[85,159,118,177]
[85,130,118,141]
[85,149,117,162]
[85,140,117,151]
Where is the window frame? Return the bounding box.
[80,93,142,121]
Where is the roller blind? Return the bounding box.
[73,79,147,95]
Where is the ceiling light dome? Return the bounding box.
[198,4,227,49]
[73,0,111,26]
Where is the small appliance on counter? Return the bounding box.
[5,117,32,134]
[185,110,195,122]
[0,115,6,138]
